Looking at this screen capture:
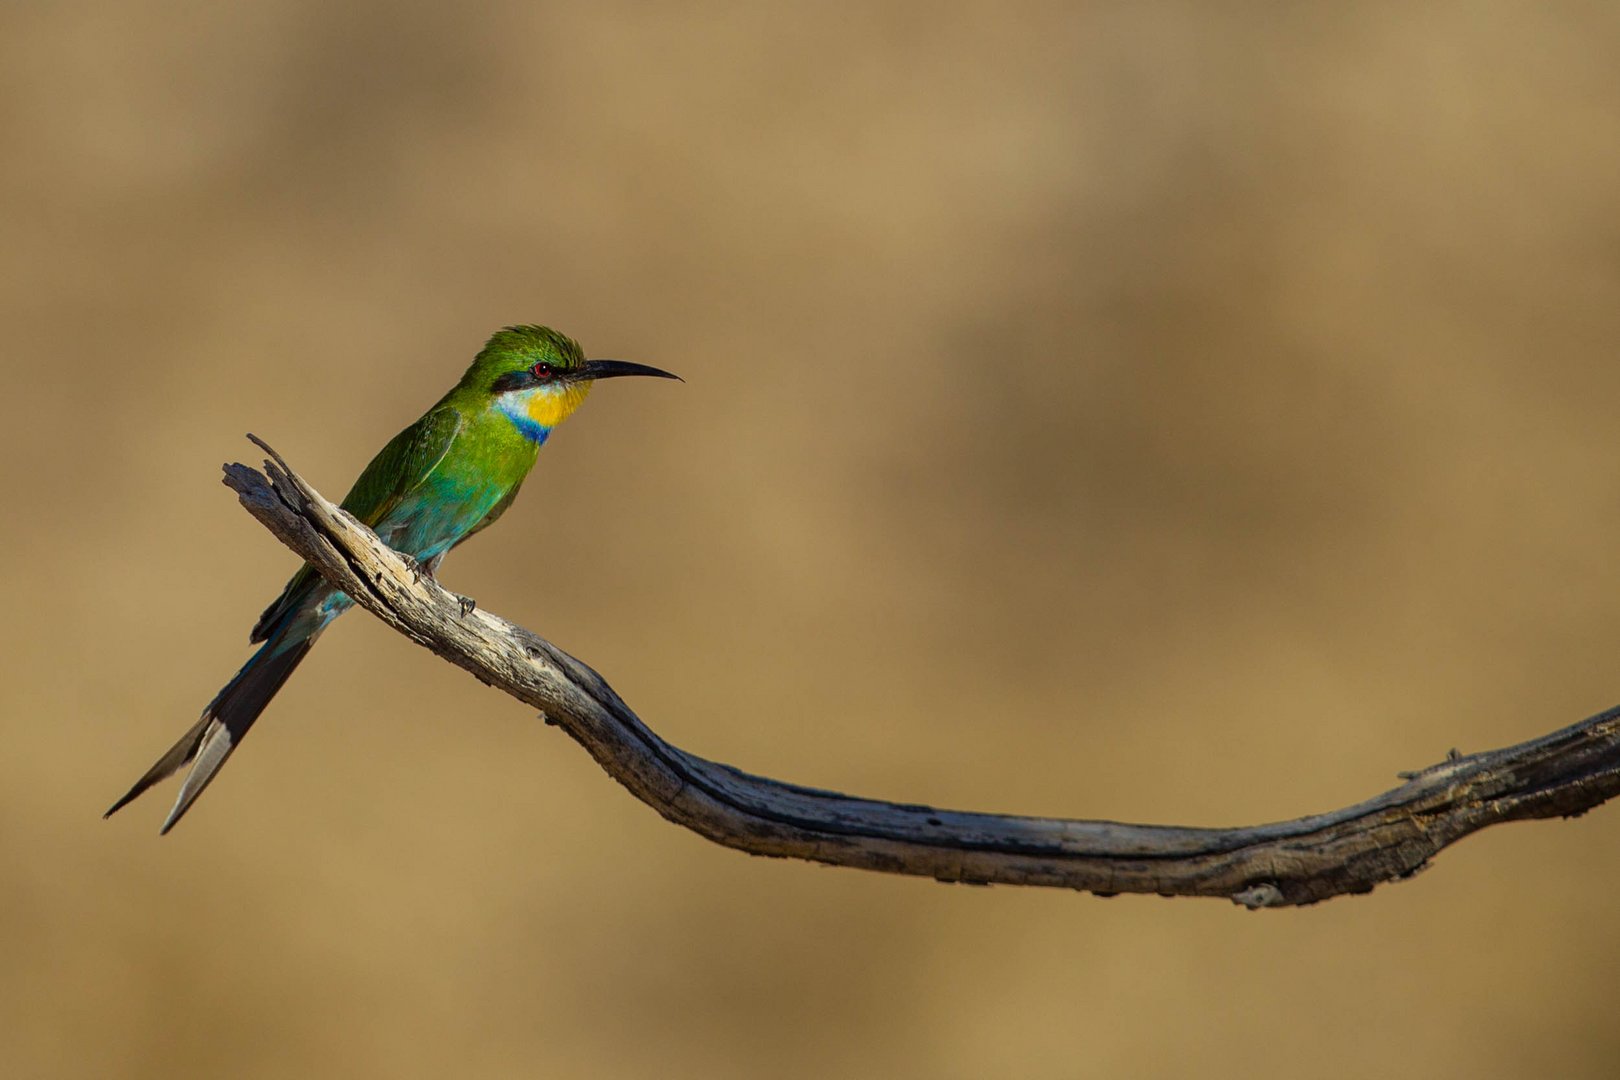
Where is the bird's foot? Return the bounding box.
[456,594,477,617]
[399,553,445,585]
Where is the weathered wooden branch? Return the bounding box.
[222,436,1620,908]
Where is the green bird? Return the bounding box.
[106,325,680,833]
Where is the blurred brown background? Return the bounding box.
[5,2,1620,1077]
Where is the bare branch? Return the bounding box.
[221,437,1620,908]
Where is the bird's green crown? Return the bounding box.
[462,325,586,389]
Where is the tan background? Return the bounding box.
[5,3,1620,1077]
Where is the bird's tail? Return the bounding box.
[104,624,321,833]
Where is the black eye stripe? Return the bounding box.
[493,363,564,393]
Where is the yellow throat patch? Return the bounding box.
[525,380,594,429]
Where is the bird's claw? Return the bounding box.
[400,553,426,582]
[457,594,477,617]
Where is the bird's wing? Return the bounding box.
[250,405,465,643]
[337,404,465,526]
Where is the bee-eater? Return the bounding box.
[106,325,679,833]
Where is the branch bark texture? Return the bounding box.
[222,438,1620,908]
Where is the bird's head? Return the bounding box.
[468,325,680,431]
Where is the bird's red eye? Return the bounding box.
[531,362,554,381]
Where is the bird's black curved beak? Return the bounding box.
[580,359,683,382]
